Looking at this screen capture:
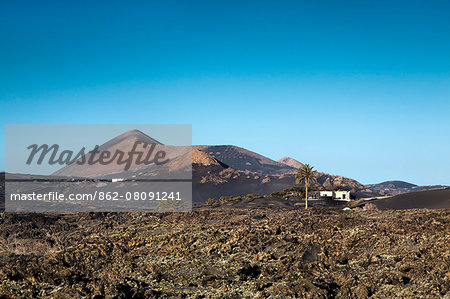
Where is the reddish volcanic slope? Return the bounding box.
[278,157,304,169]
[194,145,296,175]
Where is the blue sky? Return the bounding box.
[1,0,449,185]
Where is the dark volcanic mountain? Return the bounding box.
[194,145,296,175]
[191,153,294,203]
[366,180,448,195]
[368,180,417,191]
[134,149,294,203]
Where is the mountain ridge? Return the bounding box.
[365,180,447,195]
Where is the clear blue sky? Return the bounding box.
[1,0,449,185]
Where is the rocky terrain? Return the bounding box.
[0,208,448,298]
[0,172,4,212]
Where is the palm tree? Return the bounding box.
[295,164,318,209]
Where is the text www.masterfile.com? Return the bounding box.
[9,191,183,201]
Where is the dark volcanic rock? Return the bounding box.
[0,208,448,298]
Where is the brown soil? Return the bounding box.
[0,208,448,298]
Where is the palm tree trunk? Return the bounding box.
[305,179,308,209]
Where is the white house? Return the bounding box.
[314,190,352,201]
[334,190,351,201]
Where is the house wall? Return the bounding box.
[334,190,351,201]
[320,191,333,197]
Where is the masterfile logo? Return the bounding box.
[26,141,170,171]
[4,124,192,212]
